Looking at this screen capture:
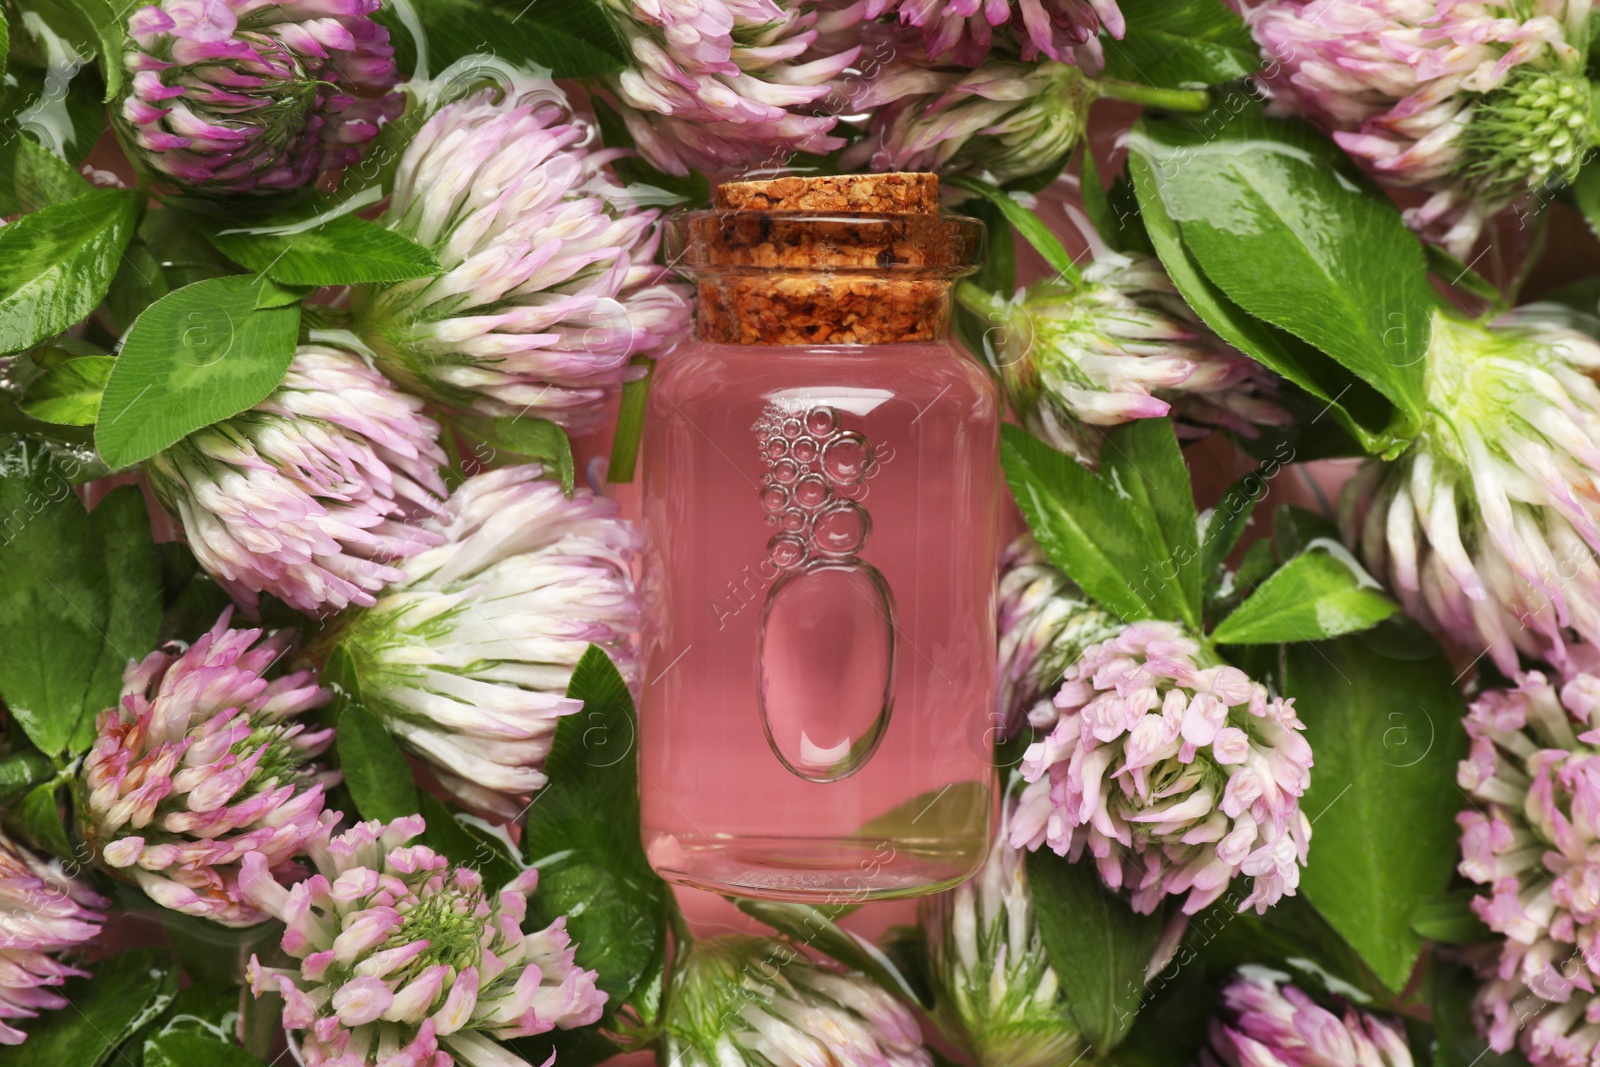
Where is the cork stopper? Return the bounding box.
[714,172,939,214]
[664,172,984,346]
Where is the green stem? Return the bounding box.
[241,987,281,1060]
[666,892,693,948]
[955,279,1006,321]
[1095,80,1211,112]
[607,356,655,483]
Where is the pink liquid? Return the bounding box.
[639,340,1002,901]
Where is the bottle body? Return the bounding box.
[639,339,1002,900]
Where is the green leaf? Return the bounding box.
[145,1030,267,1067]
[337,704,421,821]
[1001,424,1181,622]
[1411,888,1493,944]
[1129,107,1433,428]
[1282,634,1469,991]
[96,274,302,470]
[103,238,171,336]
[385,0,626,78]
[0,750,55,805]
[18,348,114,425]
[946,175,1079,283]
[1130,144,1389,451]
[457,415,575,495]
[0,188,139,355]
[0,441,111,753]
[17,779,73,859]
[59,0,131,98]
[734,899,925,1007]
[1026,849,1165,1050]
[1200,471,1267,578]
[0,11,8,80]
[1078,145,1120,252]
[1101,419,1202,629]
[160,909,278,987]
[1211,546,1398,644]
[77,485,163,748]
[14,137,91,212]
[1101,0,1259,89]
[199,212,442,286]
[0,948,177,1065]
[523,646,668,1007]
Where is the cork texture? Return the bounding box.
[687,172,975,345]
[714,172,939,214]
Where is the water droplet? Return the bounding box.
[814,502,870,556]
[774,459,799,484]
[792,437,819,464]
[760,485,789,513]
[822,433,871,486]
[757,563,897,781]
[780,507,809,533]
[794,475,829,510]
[806,407,836,436]
[781,418,803,438]
[768,534,807,569]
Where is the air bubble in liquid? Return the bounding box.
[760,486,789,513]
[806,407,836,436]
[794,475,829,510]
[822,433,870,486]
[814,501,869,556]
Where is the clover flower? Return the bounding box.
[353,84,689,429]
[0,835,108,1045]
[846,57,1094,184]
[596,0,860,176]
[1201,970,1415,1067]
[244,816,606,1067]
[327,464,639,819]
[1342,309,1600,675]
[118,0,401,194]
[1011,621,1313,915]
[1249,0,1597,252]
[888,0,1124,67]
[82,609,338,927]
[997,533,1122,737]
[662,933,931,1067]
[921,799,1081,1067]
[1454,651,1600,1066]
[959,252,1290,460]
[144,344,447,614]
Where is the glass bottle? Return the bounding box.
[638,173,1002,901]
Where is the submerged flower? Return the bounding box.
[1249,0,1597,252]
[0,835,108,1044]
[244,816,605,1066]
[353,84,688,429]
[662,933,931,1067]
[921,800,1081,1067]
[597,0,859,176]
[1342,309,1600,674]
[847,58,1094,184]
[888,0,1124,67]
[328,464,639,818]
[997,534,1121,737]
[1011,621,1313,915]
[145,344,447,614]
[82,610,337,927]
[1202,970,1414,1067]
[1454,652,1600,1066]
[960,252,1290,460]
[118,0,401,193]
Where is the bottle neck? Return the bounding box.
[693,272,953,345]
